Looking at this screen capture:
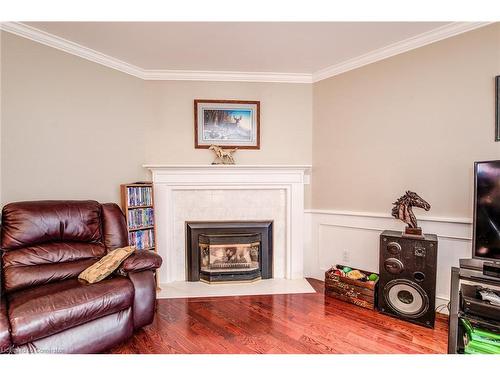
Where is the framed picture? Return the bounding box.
[496,76,500,142]
[194,99,260,149]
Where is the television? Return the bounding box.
[473,160,500,260]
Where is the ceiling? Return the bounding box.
[2,22,492,82]
[25,22,449,72]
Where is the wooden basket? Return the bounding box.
[324,265,378,310]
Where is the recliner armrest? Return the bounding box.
[118,251,162,274]
[120,251,162,329]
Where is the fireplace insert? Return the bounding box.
[186,221,273,283]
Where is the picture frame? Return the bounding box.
[194,99,260,149]
[496,76,500,142]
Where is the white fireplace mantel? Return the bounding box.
[144,164,312,284]
[144,164,311,184]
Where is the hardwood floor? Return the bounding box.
[110,278,448,354]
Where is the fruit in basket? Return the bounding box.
[368,273,379,282]
[347,269,365,280]
[342,266,352,274]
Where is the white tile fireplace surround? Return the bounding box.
[144,164,313,298]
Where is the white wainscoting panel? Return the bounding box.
[304,210,473,311]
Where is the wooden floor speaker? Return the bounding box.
[378,230,438,328]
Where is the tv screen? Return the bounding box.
[474,160,500,260]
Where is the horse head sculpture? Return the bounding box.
[391,191,431,229]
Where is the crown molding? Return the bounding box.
[0,22,312,83]
[1,21,493,84]
[0,21,145,79]
[142,69,312,83]
[312,21,493,82]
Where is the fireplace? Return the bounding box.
[186,221,273,283]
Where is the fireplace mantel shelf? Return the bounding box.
[143,164,312,171]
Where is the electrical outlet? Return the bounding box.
[342,249,350,263]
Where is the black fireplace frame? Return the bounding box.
[185,221,273,282]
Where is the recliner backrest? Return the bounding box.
[0,200,112,294]
[1,200,102,250]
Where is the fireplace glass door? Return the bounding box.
[199,233,261,283]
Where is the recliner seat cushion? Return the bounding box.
[14,308,134,354]
[7,277,134,346]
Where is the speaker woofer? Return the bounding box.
[383,279,429,318]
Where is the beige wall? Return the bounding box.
[144,81,312,165]
[1,32,151,205]
[312,23,500,218]
[0,32,312,206]
[3,23,499,216]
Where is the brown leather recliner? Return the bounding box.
[0,200,162,354]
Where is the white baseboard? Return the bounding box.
[304,209,473,315]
